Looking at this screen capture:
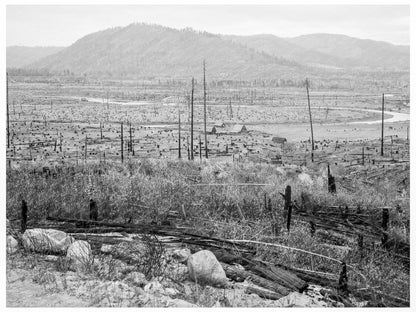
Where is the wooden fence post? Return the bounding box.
[328,164,336,193]
[309,220,316,236]
[21,199,28,233]
[89,199,98,221]
[381,208,389,247]
[284,185,292,232]
[338,261,348,295]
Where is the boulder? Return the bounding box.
[7,235,19,254]
[100,244,113,253]
[187,250,228,287]
[66,240,93,271]
[171,248,191,263]
[22,229,75,253]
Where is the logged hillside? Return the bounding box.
[22,24,409,79]
[227,33,409,70]
[7,46,65,68]
[28,24,305,80]
[225,34,345,69]
[287,34,409,70]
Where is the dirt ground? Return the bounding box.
[6,268,89,307]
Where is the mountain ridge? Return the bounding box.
[7,23,409,78]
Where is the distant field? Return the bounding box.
[6,79,409,166]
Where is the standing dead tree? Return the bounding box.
[203,60,208,159]
[121,122,124,163]
[6,72,10,148]
[190,77,194,160]
[178,107,181,159]
[305,79,314,162]
[381,93,385,156]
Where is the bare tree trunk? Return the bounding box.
[121,122,124,163]
[178,107,181,159]
[381,93,385,156]
[6,72,10,148]
[306,79,314,162]
[203,60,208,159]
[191,77,194,160]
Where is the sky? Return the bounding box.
[6,5,410,47]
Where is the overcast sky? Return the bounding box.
[6,5,410,47]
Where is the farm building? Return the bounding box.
[215,122,226,128]
[272,136,287,144]
[230,124,248,134]
[210,126,217,134]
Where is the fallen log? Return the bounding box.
[245,285,283,300]
[221,262,290,297]
[250,264,308,292]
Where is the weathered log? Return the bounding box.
[245,285,283,300]
[251,264,308,292]
[221,263,290,296]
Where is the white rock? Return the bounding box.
[44,255,60,262]
[100,244,113,253]
[171,248,191,263]
[187,250,228,287]
[275,292,327,307]
[66,240,93,270]
[164,298,197,307]
[22,229,75,253]
[7,235,19,254]
[124,271,147,287]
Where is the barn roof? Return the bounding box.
[231,124,248,133]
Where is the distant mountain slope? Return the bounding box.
[286,33,409,70]
[225,34,345,69]
[28,23,305,79]
[24,24,409,79]
[7,46,65,68]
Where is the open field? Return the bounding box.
[6,79,409,166]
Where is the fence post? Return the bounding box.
[381,208,389,247]
[89,199,98,221]
[21,199,28,233]
[284,185,292,232]
[328,163,336,193]
[310,220,316,236]
[338,261,348,295]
